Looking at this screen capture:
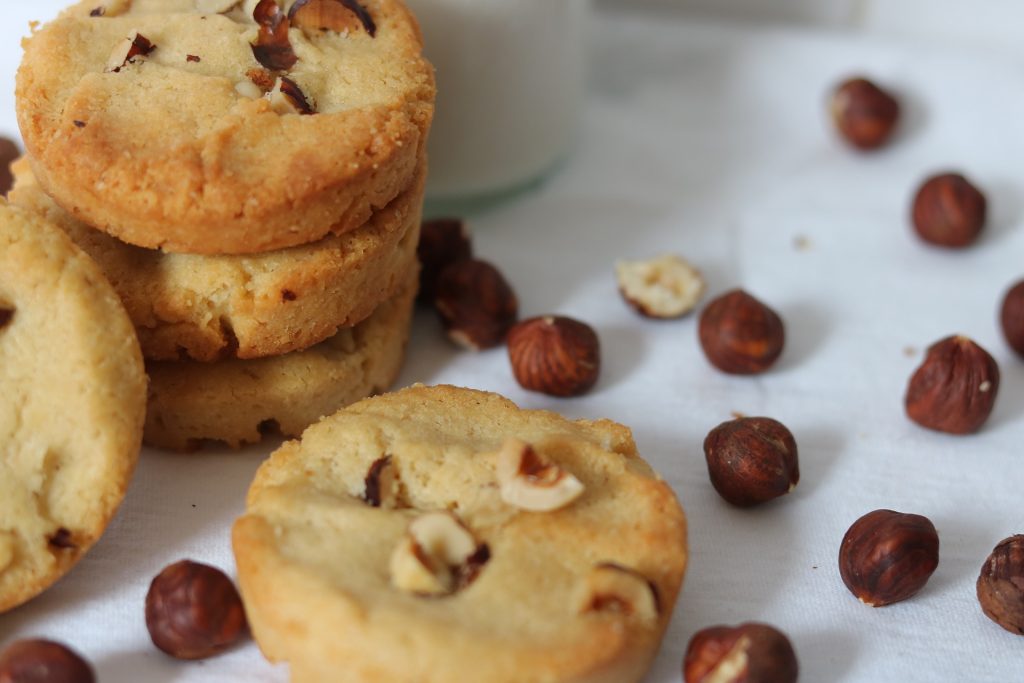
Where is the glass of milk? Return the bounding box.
[409,0,590,200]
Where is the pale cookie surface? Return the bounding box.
[233,385,688,683]
[0,201,145,613]
[145,271,417,450]
[10,157,425,361]
[17,0,434,255]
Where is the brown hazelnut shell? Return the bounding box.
[433,259,518,351]
[698,289,785,375]
[830,77,901,151]
[0,639,95,683]
[703,417,799,507]
[911,173,987,248]
[977,535,1024,635]
[507,316,601,397]
[999,280,1024,360]
[683,622,798,683]
[905,335,999,435]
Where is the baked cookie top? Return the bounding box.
[17,0,434,255]
[0,201,145,613]
[10,156,425,361]
[233,385,688,683]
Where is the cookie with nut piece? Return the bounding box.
[0,201,145,613]
[232,384,687,682]
[17,0,435,255]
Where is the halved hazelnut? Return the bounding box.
[616,254,706,319]
[195,0,239,12]
[251,0,297,71]
[496,438,584,512]
[362,456,400,508]
[268,76,315,115]
[105,30,157,73]
[579,563,660,623]
[389,512,481,596]
[289,0,377,36]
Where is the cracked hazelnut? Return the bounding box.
[0,639,95,683]
[977,535,1024,635]
[684,622,798,683]
[145,560,248,660]
[1000,280,1024,360]
[362,456,401,508]
[495,438,584,512]
[251,0,297,71]
[839,509,939,607]
[699,289,785,375]
[104,30,156,73]
[268,76,315,115]
[289,0,377,36]
[615,254,706,319]
[830,77,900,151]
[433,259,518,351]
[579,563,659,623]
[703,417,799,508]
[912,173,987,248]
[417,218,472,303]
[905,335,999,435]
[390,512,486,596]
[507,316,600,397]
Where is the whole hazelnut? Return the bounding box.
[703,417,799,507]
[977,535,1024,635]
[145,560,248,660]
[839,509,939,607]
[905,335,999,435]
[0,640,95,683]
[830,77,900,151]
[434,259,518,351]
[417,218,472,303]
[911,173,987,248]
[683,622,798,683]
[507,316,600,397]
[698,289,785,375]
[999,280,1024,360]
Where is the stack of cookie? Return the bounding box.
[11,0,435,449]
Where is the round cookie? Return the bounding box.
[145,270,417,450]
[232,385,688,683]
[17,0,435,255]
[0,201,145,613]
[10,156,425,362]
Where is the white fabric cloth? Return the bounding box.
[2,5,1023,681]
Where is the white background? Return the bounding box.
[2,2,1024,682]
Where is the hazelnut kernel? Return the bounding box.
[703,417,799,508]
[904,335,999,435]
[0,639,95,683]
[145,560,248,660]
[977,535,1024,635]
[839,509,939,607]
[698,289,785,375]
[417,218,472,303]
[615,254,706,319]
[911,173,987,248]
[507,316,601,397]
[683,622,798,683]
[830,77,900,151]
[999,280,1024,360]
[433,259,518,351]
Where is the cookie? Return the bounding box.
[17,0,435,255]
[145,270,417,450]
[0,201,145,613]
[10,156,425,361]
[232,385,687,683]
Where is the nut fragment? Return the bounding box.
[911,173,987,248]
[1000,280,1024,360]
[145,560,248,660]
[698,289,785,375]
[268,76,315,115]
[977,535,1024,635]
[839,509,939,607]
[579,563,659,623]
[703,417,799,508]
[251,0,298,71]
[90,0,132,17]
[104,30,156,73]
[615,254,706,319]
[417,218,472,303]
[433,259,518,351]
[390,512,484,596]
[0,639,95,683]
[496,438,584,512]
[683,623,798,683]
[288,0,377,36]
[234,80,264,99]
[195,0,240,12]
[362,456,400,508]
[0,137,21,197]
[830,77,900,151]
[905,335,999,435]
[0,306,14,330]
[507,316,601,397]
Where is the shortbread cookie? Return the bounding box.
[145,271,417,450]
[10,157,425,361]
[232,385,688,683]
[0,202,145,613]
[17,0,435,255]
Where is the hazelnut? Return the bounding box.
[417,218,473,303]
[104,30,156,73]
[0,639,95,683]
[838,509,939,607]
[495,438,585,512]
[698,289,785,375]
[433,259,519,351]
[389,512,486,596]
[0,306,12,330]
[288,0,377,36]
[683,622,798,683]
[578,563,660,624]
[829,77,900,151]
[0,137,21,197]
[507,316,600,397]
[999,279,1024,360]
[615,254,706,319]
[145,560,248,660]
[703,417,799,508]
[251,0,298,71]
[268,76,315,115]
[362,456,401,508]
[904,335,999,435]
[911,173,987,248]
[977,535,1024,635]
